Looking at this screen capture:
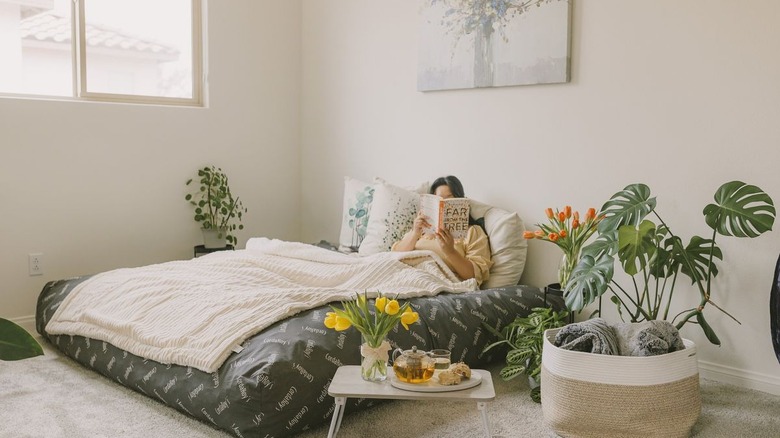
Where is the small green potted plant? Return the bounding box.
[0,318,43,361]
[564,181,775,345]
[483,306,569,402]
[185,166,248,248]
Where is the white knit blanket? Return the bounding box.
[46,238,477,372]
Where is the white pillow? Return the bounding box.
[374,176,430,195]
[358,182,420,255]
[338,177,376,252]
[406,180,431,195]
[470,199,528,289]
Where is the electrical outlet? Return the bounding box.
[28,253,43,276]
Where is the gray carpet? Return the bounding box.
[1,339,779,438]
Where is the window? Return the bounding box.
[0,0,204,106]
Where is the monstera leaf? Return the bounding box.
[674,236,723,284]
[581,230,619,260]
[617,220,657,276]
[598,184,657,234]
[0,318,43,361]
[647,226,675,278]
[564,254,615,311]
[703,181,776,238]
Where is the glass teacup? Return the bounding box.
[429,349,451,372]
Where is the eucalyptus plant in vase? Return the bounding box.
[185,166,247,248]
[564,181,775,345]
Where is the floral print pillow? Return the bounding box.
[358,182,420,255]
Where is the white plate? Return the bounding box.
[390,371,482,393]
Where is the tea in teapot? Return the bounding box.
[392,346,435,383]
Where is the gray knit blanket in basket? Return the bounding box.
[553,318,620,355]
[553,319,685,356]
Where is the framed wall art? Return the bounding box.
[418,0,572,91]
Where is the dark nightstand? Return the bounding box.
[193,245,235,258]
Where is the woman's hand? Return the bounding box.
[412,214,431,237]
[392,213,431,252]
[435,226,456,255]
[434,226,476,281]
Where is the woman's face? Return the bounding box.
[434,185,454,199]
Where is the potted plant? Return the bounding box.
[482,306,569,402]
[185,166,247,248]
[564,181,776,345]
[0,318,43,361]
[523,205,602,297]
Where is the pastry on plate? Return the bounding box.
[437,370,462,386]
[449,362,471,379]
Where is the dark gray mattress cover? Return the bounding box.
[37,276,563,437]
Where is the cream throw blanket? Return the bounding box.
[46,238,477,372]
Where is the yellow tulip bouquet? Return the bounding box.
[324,291,420,381]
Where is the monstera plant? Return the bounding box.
[564,181,775,345]
[0,318,43,361]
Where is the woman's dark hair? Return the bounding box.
[429,175,485,231]
[430,175,465,198]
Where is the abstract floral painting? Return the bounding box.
[418,0,572,91]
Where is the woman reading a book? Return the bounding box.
[392,176,493,286]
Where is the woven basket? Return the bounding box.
[541,328,701,438]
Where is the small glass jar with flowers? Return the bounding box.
[324,291,420,382]
[523,206,602,290]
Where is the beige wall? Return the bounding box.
[300,0,780,392]
[0,1,302,320]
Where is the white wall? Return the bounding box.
[0,0,302,321]
[300,0,780,391]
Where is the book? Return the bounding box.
[419,194,471,240]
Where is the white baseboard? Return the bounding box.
[9,315,37,335]
[699,360,780,396]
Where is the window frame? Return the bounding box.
[1,0,205,107]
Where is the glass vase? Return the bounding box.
[359,336,390,382]
[558,253,578,289]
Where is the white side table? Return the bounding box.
[327,366,495,438]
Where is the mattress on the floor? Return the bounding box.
[36,276,563,437]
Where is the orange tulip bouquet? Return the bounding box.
[524,206,603,289]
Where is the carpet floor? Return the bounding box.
[1,339,779,438]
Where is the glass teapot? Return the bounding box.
[392,346,435,383]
